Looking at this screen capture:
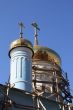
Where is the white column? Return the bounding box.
[10,47,32,92]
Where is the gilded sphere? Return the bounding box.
[33,45,61,66]
[9,37,34,57]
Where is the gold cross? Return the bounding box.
[19,22,25,38]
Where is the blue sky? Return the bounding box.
[0,0,73,96]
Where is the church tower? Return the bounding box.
[8,23,33,92]
[0,22,71,110]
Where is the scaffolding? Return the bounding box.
[32,59,73,110]
[0,62,73,110]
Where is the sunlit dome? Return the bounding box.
[9,22,33,58]
[31,22,61,66]
[33,45,61,66]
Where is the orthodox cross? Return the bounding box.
[31,22,40,45]
[19,22,25,38]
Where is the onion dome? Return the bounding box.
[32,22,61,66]
[33,45,61,66]
[9,37,34,58]
[9,22,34,58]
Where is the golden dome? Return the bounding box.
[9,37,34,57]
[33,45,61,66]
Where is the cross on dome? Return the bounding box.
[31,22,40,45]
[19,22,25,38]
